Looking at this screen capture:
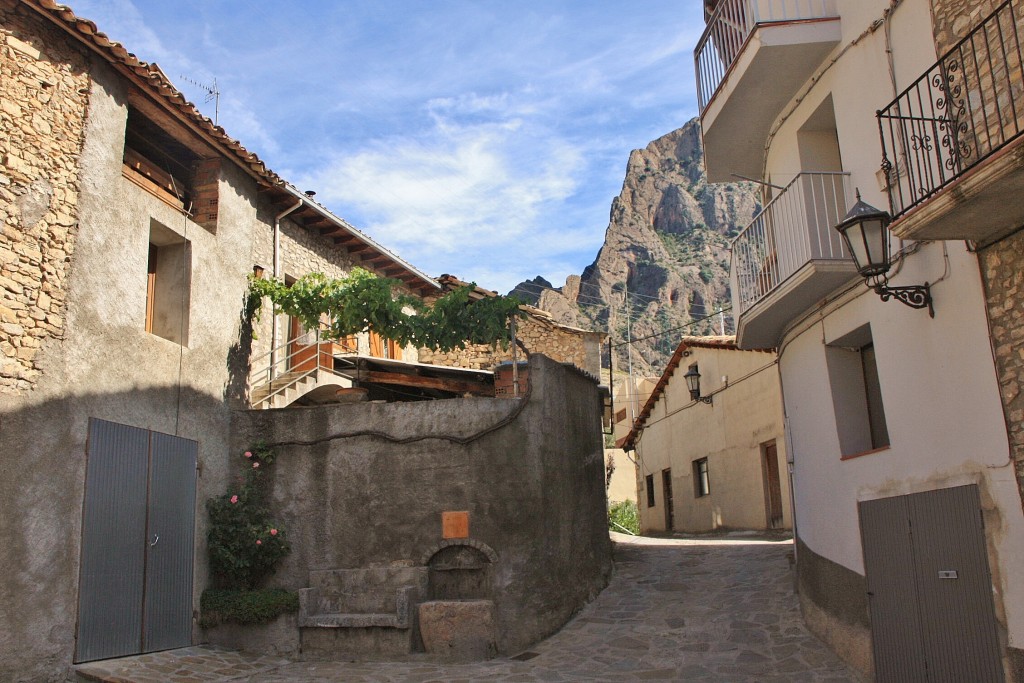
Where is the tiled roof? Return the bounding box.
[25,0,283,187]
[23,0,441,294]
[619,336,774,450]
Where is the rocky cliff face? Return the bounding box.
[514,119,759,377]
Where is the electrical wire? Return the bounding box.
[611,305,733,348]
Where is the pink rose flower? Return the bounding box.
[256,539,262,545]
[270,529,278,536]
[253,462,260,469]
[244,451,253,458]
[230,495,238,504]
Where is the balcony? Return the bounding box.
[879,0,1024,245]
[730,172,858,349]
[695,0,841,183]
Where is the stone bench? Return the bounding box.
[297,565,428,658]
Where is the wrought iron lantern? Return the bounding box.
[683,366,713,405]
[834,190,934,317]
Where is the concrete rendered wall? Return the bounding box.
[604,448,638,505]
[634,346,788,534]
[754,1,1024,676]
[0,10,263,679]
[777,239,1024,676]
[230,355,613,655]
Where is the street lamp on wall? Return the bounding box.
[834,190,934,317]
[683,366,713,405]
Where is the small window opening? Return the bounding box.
[693,458,710,497]
[827,324,890,456]
[645,474,656,508]
[145,220,191,345]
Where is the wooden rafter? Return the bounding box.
[362,371,492,396]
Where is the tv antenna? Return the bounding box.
[180,75,220,125]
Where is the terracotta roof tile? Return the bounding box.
[619,335,774,450]
[26,0,283,188]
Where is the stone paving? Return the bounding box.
[73,533,862,682]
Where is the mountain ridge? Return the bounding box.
[511,118,760,377]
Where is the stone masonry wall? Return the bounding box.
[0,2,90,392]
[928,0,1024,167]
[249,211,359,362]
[418,309,601,376]
[980,232,1024,513]
[930,0,1001,53]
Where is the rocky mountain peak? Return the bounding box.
[511,118,760,377]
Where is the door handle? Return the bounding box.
[150,534,159,547]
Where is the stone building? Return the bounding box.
[696,0,1024,679]
[0,1,608,679]
[417,274,606,378]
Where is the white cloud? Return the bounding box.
[299,108,591,291]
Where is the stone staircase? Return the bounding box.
[249,370,318,409]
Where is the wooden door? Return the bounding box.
[763,442,784,529]
[662,469,674,531]
[288,316,318,372]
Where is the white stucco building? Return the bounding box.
[696,0,1024,679]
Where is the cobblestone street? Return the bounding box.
[74,533,861,682]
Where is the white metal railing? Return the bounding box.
[730,172,852,313]
[247,330,357,408]
[695,0,839,112]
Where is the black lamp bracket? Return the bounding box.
[692,394,713,405]
[872,281,934,318]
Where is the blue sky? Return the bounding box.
[71,1,706,293]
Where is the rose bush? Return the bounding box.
[206,441,290,589]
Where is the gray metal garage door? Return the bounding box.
[859,485,1004,683]
[75,419,197,662]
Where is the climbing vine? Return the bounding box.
[247,268,524,351]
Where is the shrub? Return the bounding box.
[608,500,640,535]
[199,588,299,628]
[206,442,290,590]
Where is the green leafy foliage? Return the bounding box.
[207,442,290,590]
[247,267,524,352]
[608,500,640,535]
[199,588,299,628]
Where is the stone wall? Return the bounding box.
[980,231,1024,512]
[418,310,603,377]
[0,1,90,392]
[230,354,613,656]
[928,0,1023,167]
[929,0,1001,54]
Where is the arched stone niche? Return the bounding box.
[421,539,497,601]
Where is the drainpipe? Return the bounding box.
[271,198,303,377]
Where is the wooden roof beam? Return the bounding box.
[362,370,492,396]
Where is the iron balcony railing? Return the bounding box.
[695,0,839,112]
[730,172,852,313]
[878,0,1024,219]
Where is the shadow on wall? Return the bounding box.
[0,385,233,682]
[224,286,257,409]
